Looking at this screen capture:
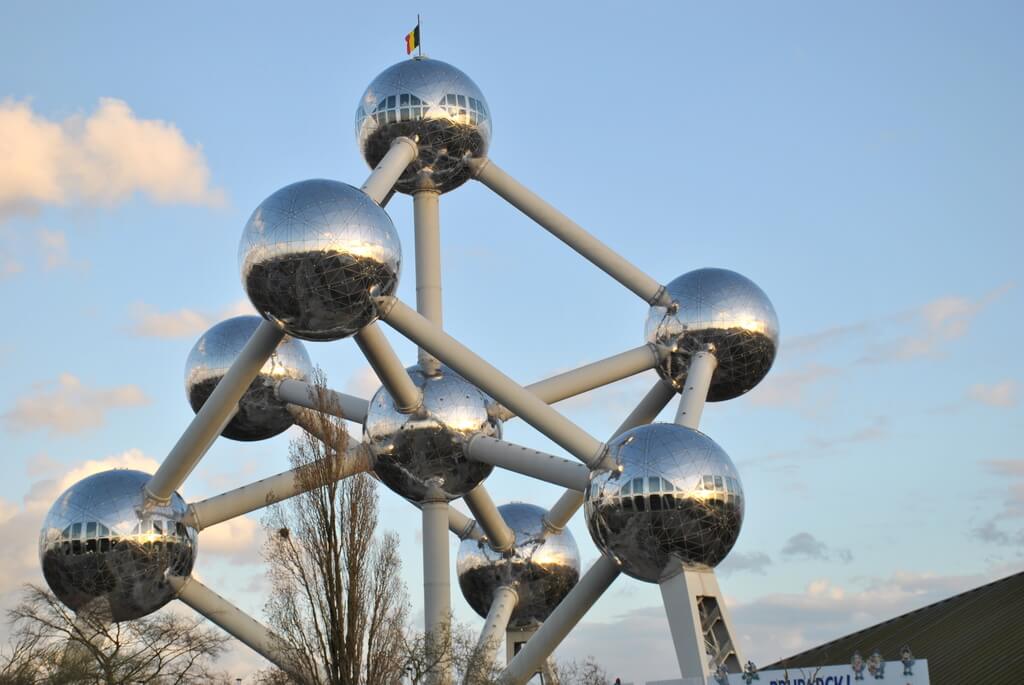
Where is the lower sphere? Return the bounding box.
[456,503,580,631]
[364,365,499,502]
[185,316,313,441]
[585,423,744,582]
[38,470,196,621]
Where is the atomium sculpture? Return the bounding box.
[39,52,779,684]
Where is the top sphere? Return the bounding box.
[585,423,744,582]
[356,57,491,194]
[39,470,196,621]
[239,179,401,341]
[645,268,779,401]
[457,503,580,631]
[185,315,313,441]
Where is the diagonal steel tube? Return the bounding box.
[376,297,609,469]
[467,436,590,492]
[169,575,311,680]
[468,157,670,307]
[476,586,518,667]
[182,444,372,530]
[276,378,370,424]
[360,136,418,204]
[463,484,515,552]
[146,320,284,503]
[354,322,421,413]
[542,377,678,534]
[492,344,663,421]
[414,187,443,375]
[674,346,717,429]
[500,555,621,684]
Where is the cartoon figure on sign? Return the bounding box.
[713,661,730,684]
[900,646,914,676]
[741,660,760,683]
[867,650,885,679]
[851,652,866,680]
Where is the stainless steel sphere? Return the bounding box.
[364,365,499,502]
[39,470,196,622]
[238,179,401,341]
[457,503,580,631]
[356,57,491,194]
[646,268,779,401]
[185,315,313,441]
[585,423,744,582]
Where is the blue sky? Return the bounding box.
[1,1,1022,680]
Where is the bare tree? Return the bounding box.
[551,657,609,685]
[2,583,228,684]
[261,370,408,685]
[398,617,503,685]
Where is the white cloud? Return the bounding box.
[748,363,838,408]
[128,299,256,338]
[0,98,224,217]
[199,515,263,564]
[2,373,149,435]
[968,380,1018,408]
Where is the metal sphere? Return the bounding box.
[185,315,313,441]
[585,423,744,582]
[457,503,580,631]
[364,365,500,502]
[356,57,491,194]
[238,179,402,341]
[645,268,779,401]
[38,470,196,622]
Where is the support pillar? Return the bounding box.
[422,478,452,684]
[659,565,743,683]
[414,186,443,375]
[674,346,717,429]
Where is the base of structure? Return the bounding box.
[659,565,742,683]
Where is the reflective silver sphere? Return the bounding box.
[585,423,744,582]
[645,268,779,401]
[364,365,499,502]
[457,503,580,631]
[39,470,196,621]
[356,57,491,194]
[185,315,313,441]
[239,179,402,341]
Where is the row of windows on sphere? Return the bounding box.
[47,519,190,556]
[368,92,488,126]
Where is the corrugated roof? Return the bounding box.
[768,570,1024,685]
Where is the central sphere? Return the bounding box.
[646,268,779,401]
[185,316,313,441]
[356,57,491,194]
[457,503,580,631]
[239,179,401,341]
[39,470,196,622]
[585,423,744,583]
[364,365,499,502]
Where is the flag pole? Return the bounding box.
[417,14,422,57]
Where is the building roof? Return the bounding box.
[768,570,1024,684]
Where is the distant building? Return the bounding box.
[768,570,1024,685]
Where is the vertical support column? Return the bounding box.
[674,345,718,429]
[659,565,743,683]
[414,186,443,376]
[422,478,452,684]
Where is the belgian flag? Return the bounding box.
[405,24,420,55]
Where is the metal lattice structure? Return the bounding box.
[37,55,779,684]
